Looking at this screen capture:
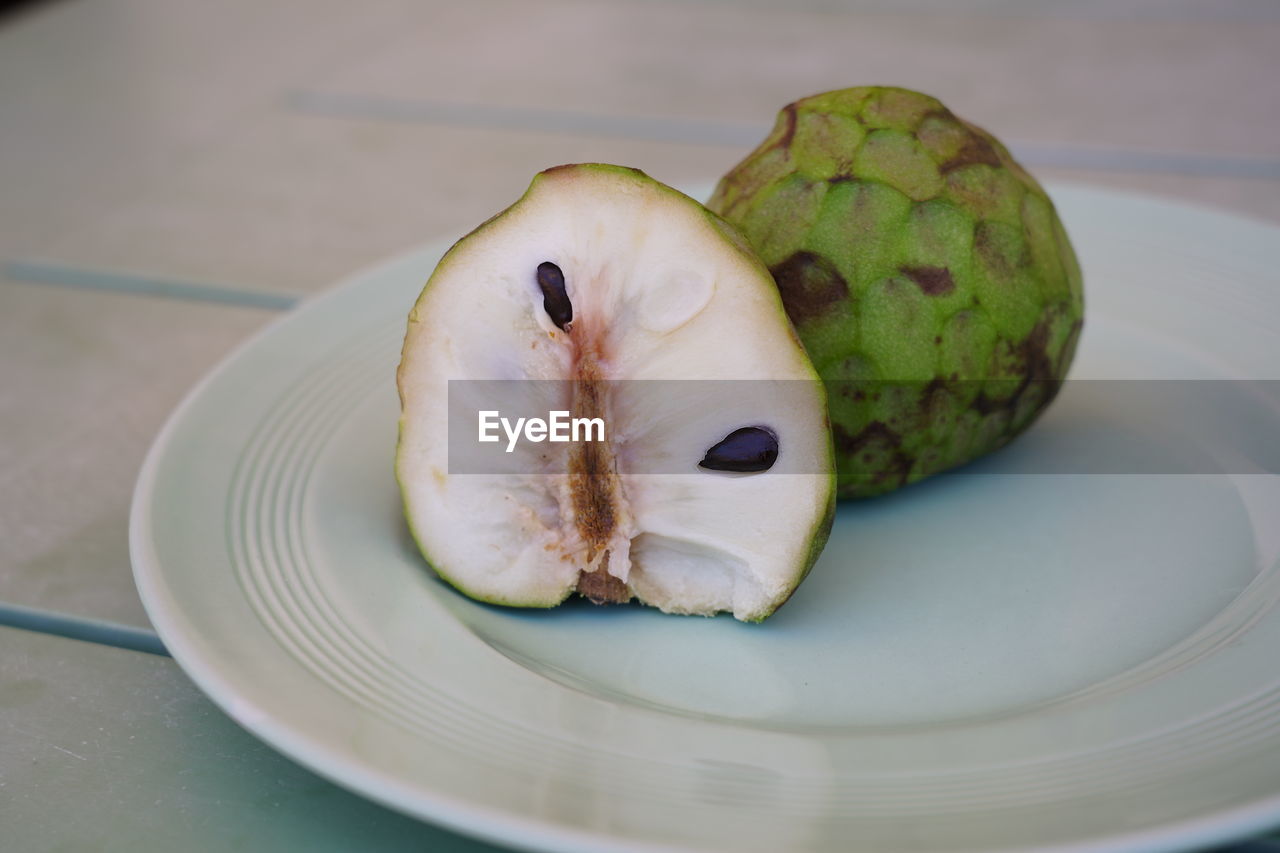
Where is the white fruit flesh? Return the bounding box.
[396,165,833,621]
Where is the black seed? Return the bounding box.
[536,261,572,330]
[699,426,779,473]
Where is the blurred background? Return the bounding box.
[1,0,1278,850]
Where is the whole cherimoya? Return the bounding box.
[709,87,1084,498]
[397,164,835,621]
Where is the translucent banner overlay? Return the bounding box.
[445,379,1280,477]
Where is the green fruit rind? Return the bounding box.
[709,87,1084,498]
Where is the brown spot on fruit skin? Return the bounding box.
[1057,319,1084,376]
[1022,318,1057,381]
[900,265,956,296]
[974,220,1034,284]
[834,420,914,489]
[769,251,849,325]
[834,419,898,454]
[922,377,949,405]
[940,124,1004,174]
[971,317,1062,419]
[773,103,798,151]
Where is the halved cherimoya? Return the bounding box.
[396,164,835,621]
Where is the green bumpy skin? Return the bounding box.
[708,87,1085,498]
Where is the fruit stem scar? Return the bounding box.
[537,261,573,331]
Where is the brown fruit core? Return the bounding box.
[535,261,629,603]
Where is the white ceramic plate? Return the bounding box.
[132,184,1280,852]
